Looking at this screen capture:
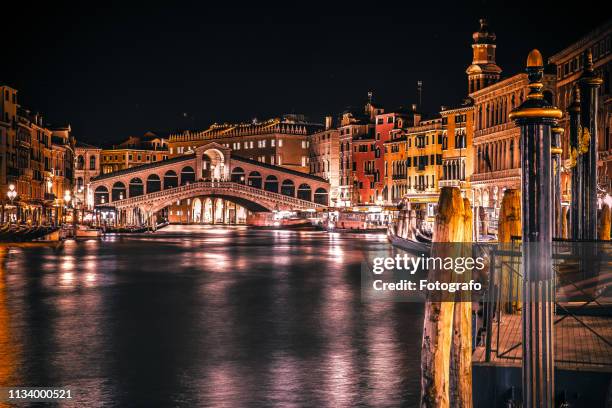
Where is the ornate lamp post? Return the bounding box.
[509,49,562,408]
[7,184,17,223]
[578,51,603,239]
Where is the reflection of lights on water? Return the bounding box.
[60,272,75,286]
[85,273,97,283]
[61,258,75,271]
[328,245,344,262]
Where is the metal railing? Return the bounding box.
[105,181,327,209]
[482,241,612,367]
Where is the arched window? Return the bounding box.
[264,175,278,193]
[180,166,195,185]
[231,167,245,184]
[164,170,178,189]
[297,183,311,201]
[111,182,126,201]
[89,155,96,170]
[147,174,161,193]
[247,171,262,188]
[314,188,328,205]
[129,177,144,197]
[76,177,84,191]
[281,179,295,197]
[94,186,109,205]
[76,155,85,170]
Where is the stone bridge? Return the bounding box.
[87,142,329,222]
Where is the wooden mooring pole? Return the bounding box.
[421,187,473,408]
[509,49,562,408]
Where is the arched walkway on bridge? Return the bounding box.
[297,183,311,201]
[281,179,295,197]
[112,182,126,201]
[180,166,195,185]
[247,171,262,189]
[264,175,278,193]
[147,174,161,193]
[164,170,178,189]
[129,177,144,197]
[231,167,245,184]
[314,187,328,205]
[94,186,109,205]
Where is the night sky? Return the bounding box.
[2,1,609,145]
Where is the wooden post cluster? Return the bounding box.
[421,187,473,408]
[498,189,522,313]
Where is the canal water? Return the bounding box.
[0,225,424,407]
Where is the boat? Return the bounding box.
[325,207,391,233]
[247,211,324,230]
[387,222,432,254]
[75,225,103,239]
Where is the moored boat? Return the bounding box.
[75,225,103,239]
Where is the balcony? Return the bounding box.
[439,179,463,188]
[471,168,520,183]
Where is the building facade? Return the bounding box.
[309,120,341,205]
[101,132,169,174]
[374,107,421,203]
[439,105,475,196]
[0,85,74,224]
[75,142,102,210]
[168,116,321,174]
[336,100,382,207]
[403,118,444,208]
[548,20,611,199]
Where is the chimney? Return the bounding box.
[441,105,447,111]
[325,116,333,130]
[412,103,417,111]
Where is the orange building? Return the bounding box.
[337,103,378,206]
[383,133,409,204]
[403,118,444,211]
[439,105,475,196]
[352,131,377,204]
[374,107,421,203]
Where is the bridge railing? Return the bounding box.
[106,181,326,209]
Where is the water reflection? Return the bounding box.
[1,226,423,407]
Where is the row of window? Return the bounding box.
[558,36,611,79]
[376,116,395,125]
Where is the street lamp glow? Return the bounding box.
[64,190,72,205]
[7,184,17,202]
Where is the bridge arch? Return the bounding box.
[180,166,195,185]
[164,170,178,189]
[147,174,161,193]
[94,186,109,205]
[297,183,311,201]
[201,148,225,181]
[192,197,202,223]
[281,179,295,197]
[247,171,262,189]
[129,177,144,197]
[112,182,127,201]
[264,175,278,193]
[314,187,328,205]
